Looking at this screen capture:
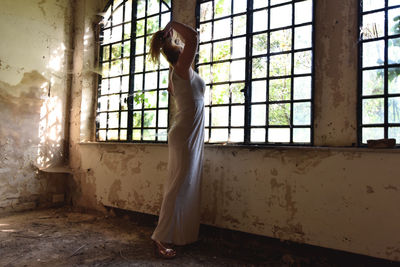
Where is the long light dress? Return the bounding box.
[151,68,205,245]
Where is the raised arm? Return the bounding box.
[163,21,198,79]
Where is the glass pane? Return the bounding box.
[101,79,109,95]
[254,0,268,9]
[362,69,384,95]
[253,33,269,55]
[295,0,312,25]
[199,65,211,84]
[231,105,244,126]
[204,86,210,106]
[109,95,120,111]
[121,94,128,110]
[213,40,231,61]
[147,0,159,15]
[212,62,230,82]
[121,76,129,92]
[123,42,130,57]
[133,111,142,127]
[199,43,211,63]
[108,112,119,128]
[214,0,231,18]
[99,130,106,141]
[293,128,310,143]
[132,129,141,140]
[212,84,230,104]
[389,97,400,123]
[133,92,143,109]
[388,8,400,35]
[269,78,291,101]
[200,2,212,22]
[232,37,246,58]
[270,4,292,29]
[135,56,144,72]
[230,128,244,142]
[143,110,156,127]
[99,113,107,128]
[200,22,212,42]
[210,128,228,142]
[363,0,384,12]
[388,127,400,144]
[102,63,110,77]
[389,0,400,6]
[120,129,127,140]
[161,13,170,28]
[233,15,246,36]
[137,0,145,17]
[363,41,384,67]
[388,67,400,94]
[159,70,169,88]
[230,60,245,81]
[252,57,267,78]
[145,72,158,89]
[99,96,108,112]
[134,74,143,91]
[109,77,120,94]
[253,10,268,32]
[110,60,123,76]
[270,54,291,77]
[204,128,209,142]
[143,129,156,140]
[103,29,111,44]
[205,107,210,127]
[271,0,290,5]
[135,37,144,54]
[270,29,292,52]
[251,104,266,125]
[125,1,132,22]
[124,23,131,39]
[136,19,145,36]
[113,3,124,25]
[120,111,127,128]
[158,109,168,127]
[233,0,247,14]
[159,90,169,108]
[293,102,311,125]
[214,18,231,39]
[102,46,110,61]
[389,38,400,64]
[251,128,265,142]
[146,16,159,35]
[231,83,245,103]
[294,51,312,74]
[295,26,312,49]
[362,98,384,124]
[362,12,385,40]
[144,91,157,108]
[123,58,130,74]
[362,127,384,143]
[252,80,266,102]
[110,26,122,43]
[268,128,290,142]
[211,106,229,126]
[158,129,167,141]
[269,103,290,125]
[293,76,311,100]
[107,130,119,140]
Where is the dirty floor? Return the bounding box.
[0,207,397,266]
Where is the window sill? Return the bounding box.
[78,141,400,153]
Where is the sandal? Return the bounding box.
[153,240,176,259]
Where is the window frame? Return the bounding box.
[96,0,172,143]
[358,0,400,147]
[195,0,315,146]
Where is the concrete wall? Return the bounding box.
[69,0,400,261]
[0,0,73,212]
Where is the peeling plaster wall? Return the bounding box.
[0,0,73,212]
[70,0,400,261]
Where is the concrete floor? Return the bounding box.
[0,207,397,266]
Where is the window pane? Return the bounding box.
[99,113,107,128]
[145,72,158,89]
[99,130,106,141]
[251,128,265,142]
[294,51,312,74]
[251,104,266,125]
[158,109,168,127]
[270,4,292,29]
[268,128,290,142]
[361,12,385,40]
[159,90,169,108]
[199,44,211,63]
[253,10,268,32]
[132,129,141,140]
[363,69,384,95]
[212,84,230,104]
[200,23,212,42]
[389,38,400,64]
[230,60,245,81]
[144,91,157,108]
[363,41,384,67]
[295,0,312,24]
[143,129,156,140]
[363,0,384,12]
[270,29,291,52]
[269,103,290,125]
[211,106,229,126]
[146,16,159,35]
[120,130,127,140]
[388,67,400,94]
[293,128,310,143]
[210,128,229,142]
[253,33,269,55]
[212,62,230,82]
[200,2,212,22]
[230,128,244,142]
[102,46,110,61]
[120,111,127,128]
[143,110,156,127]
[388,8,400,36]
[214,18,231,39]
[269,78,291,101]
[270,54,291,77]
[199,65,212,84]
[158,129,167,141]
[252,80,266,102]
[108,112,119,128]
[231,105,244,126]
[362,98,384,124]
[293,76,311,100]
[389,127,400,144]
[135,37,144,54]
[388,97,400,123]
[214,0,231,18]
[231,83,245,103]
[362,127,384,143]
[232,37,246,58]
[295,26,312,49]
[121,76,129,92]
[107,130,119,140]
[109,95,120,111]
[109,77,120,94]
[233,0,246,14]
[293,102,311,125]
[252,57,267,78]
[233,15,246,36]
[213,40,231,61]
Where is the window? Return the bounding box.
[97,0,172,142]
[359,0,400,145]
[196,0,314,144]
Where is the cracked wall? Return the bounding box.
[69,0,400,262]
[0,0,73,212]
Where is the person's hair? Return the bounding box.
[149,30,181,66]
